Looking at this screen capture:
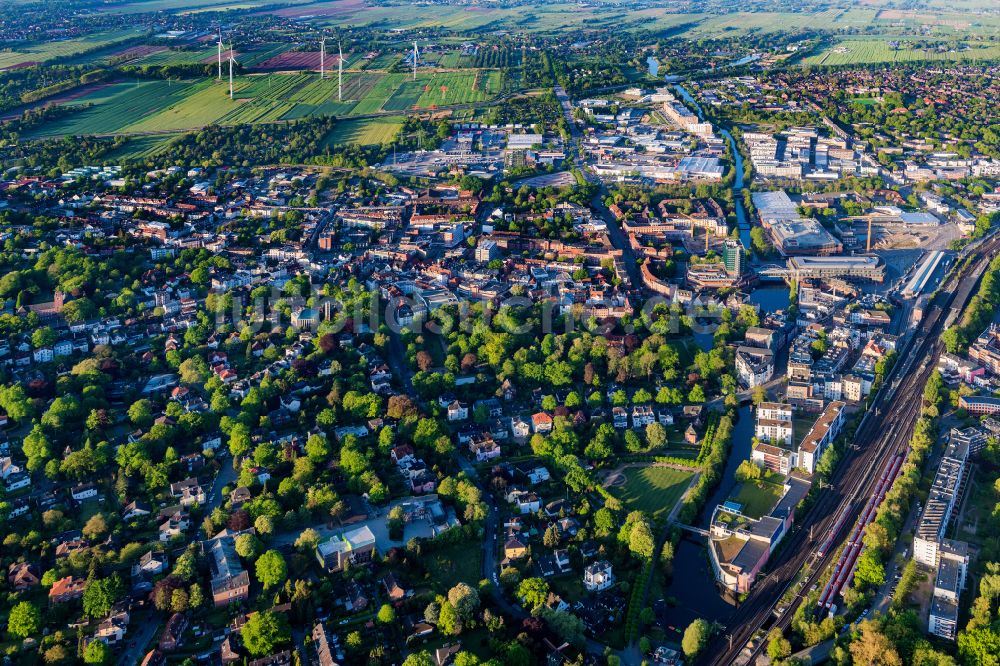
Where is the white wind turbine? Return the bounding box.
[228,45,238,99]
[338,41,343,101]
[320,36,326,79]
[217,30,223,80]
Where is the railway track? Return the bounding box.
[707,234,1000,665]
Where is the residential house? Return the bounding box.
[507,490,541,514]
[159,612,187,652]
[0,456,22,479]
[312,623,341,666]
[249,652,293,666]
[71,482,98,501]
[504,537,529,561]
[524,466,550,484]
[229,487,253,508]
[55,538,89,558]
[159,509,189,542]
[735,346,775,388]
[447,401,469,422]
[435,644,463,666]
[390,444,415,465]
[797,401,846,473]
[554,549,572,573]
[511,417,531,439]
[93,608,130,645]
[755,402,793,446]
[132,551,168,577]
[469,434,501,462]
[382,573,409,601]
[531,412,553,434]
[5,472,30,492]
[122,500,152,521]
[632,405,655,427]
[344,580,368,612]
[208,537,251,607]
[7,563,40,591]
[474,398,503,418]
[583,560,615,592]
[684,424,699,445]
[170,478,207,507]
[316,526,378,572]
[49,575,87,603]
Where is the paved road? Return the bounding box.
[116,610,160,666]
[116,457,237,666]
[554,85,580,140]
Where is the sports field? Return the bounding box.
[612,466,694,523]
[25,68,501,138]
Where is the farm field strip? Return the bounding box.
[323,117,404,147]
[24,80,196,137]
[122,80,235,132]
[0,28,143,70]
[130,46,219,66]
[363,53,401,70]
[105,133,183,160]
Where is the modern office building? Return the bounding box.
[723,239,745,277]
[786,255,886,283]
[913,439,970,568]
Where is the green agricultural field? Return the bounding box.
[24,80,200,137]
[300,2,895,38]
[130,46,218,67]
[324,117,403,146]
[123,80,236,132]
[314,2,508,32]
[25,64,502,139]
[385,70,500,111]
[802,37,1000,66]
[688,8,866,36]
[437,51,474,68]
[0,29,142,70]
[235,44,292,68]
[105,133,182,161]
[128,43,289,68]
[613,466,694,523]
[363,53,401,71]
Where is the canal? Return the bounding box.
[673,83,753,250]
[662,402,754,633]
[659,84,795,636]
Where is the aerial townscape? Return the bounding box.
[3,1,1000,666]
